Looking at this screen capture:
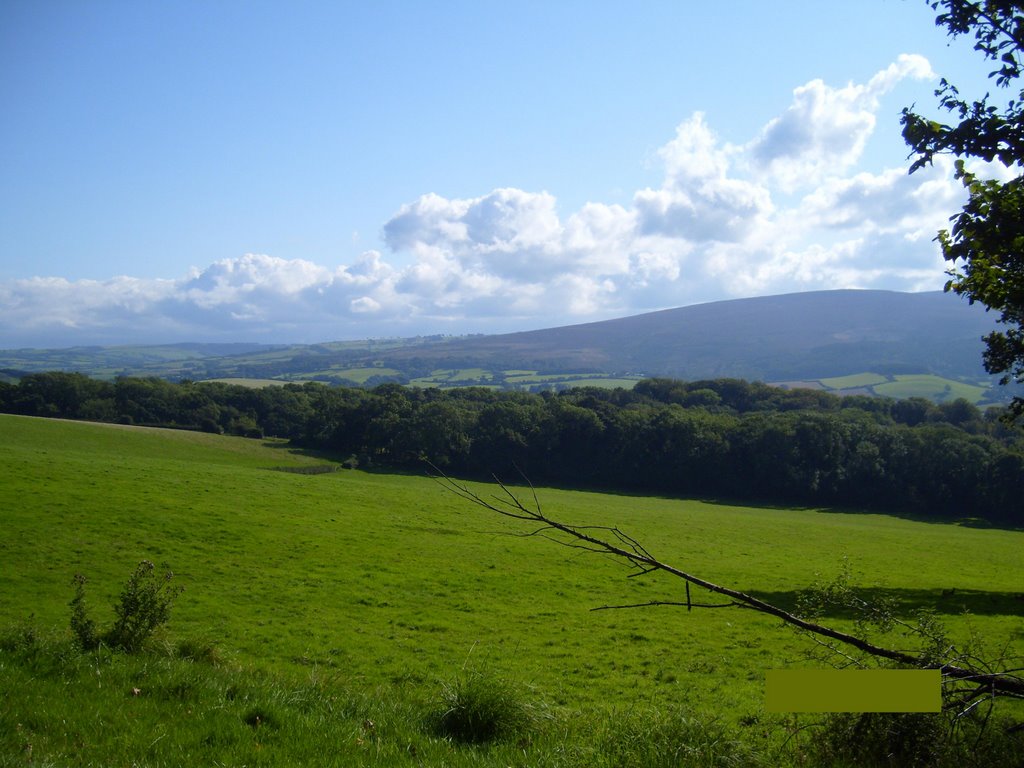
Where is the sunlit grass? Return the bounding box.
[2,414,1022,764]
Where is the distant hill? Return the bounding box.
[0,289,1012,402]
[400,289,998,381]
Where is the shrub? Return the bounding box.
[808,712,946,767]
[806,709,1024,768]
[428,670,535,744]
[69,560,182,654]
[106,560,182,652]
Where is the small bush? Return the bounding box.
[810,709,1024,768]
[69,560,182,654]
[107,560,182,652]
[428,670,535,744]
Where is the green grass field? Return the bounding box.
[777,371,997,404]
[873,374,990,402]
[2,415,1022,765]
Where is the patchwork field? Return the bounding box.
[780,371,995,404]
[1,414,1022,764]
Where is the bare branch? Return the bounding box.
[591,599,745,611]
[429,465,1024,701]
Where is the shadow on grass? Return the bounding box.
[700,495,1024,532]
[744,586,1024,618]
[259,440,342,460]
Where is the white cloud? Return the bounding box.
[657,112,732,184]
[350,296,381,313]
[634,179,773,242]
[748,53,934,190]
[0,56,984,348]
[385,188,565,281]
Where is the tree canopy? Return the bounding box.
[902,0,1024,418]
[3,373,1023,526]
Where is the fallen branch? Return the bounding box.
[431,467,1024,702]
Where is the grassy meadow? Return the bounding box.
[2,414,1023,765]
[873,374,990,402]
[787,371,996,404]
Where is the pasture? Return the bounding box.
[873,374,990,402]
[1,414,1022,764]
[781,371,995,404]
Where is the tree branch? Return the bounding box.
[430,466,1024,701]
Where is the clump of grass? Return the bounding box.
[0,621,42,654]
[175,636,225,666]
[427,669,537,744]
[600,706,761,768]
[0,622,84,679]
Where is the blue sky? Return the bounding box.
[0,0,1000,347]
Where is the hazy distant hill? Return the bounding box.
[380,290,999,380]
[0,290,1005,391]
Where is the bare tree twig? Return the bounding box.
[429,466,1024,702]
[591,599,744,611]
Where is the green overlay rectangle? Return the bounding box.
[765,670,941,712]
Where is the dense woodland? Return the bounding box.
[2,371,1022,526]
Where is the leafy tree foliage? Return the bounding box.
[902,0,1024,417]
[4,373,1023,526]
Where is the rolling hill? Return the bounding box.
[381,289,1001,380]
[0,290,1011,400]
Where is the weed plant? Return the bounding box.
[70,560,181,653]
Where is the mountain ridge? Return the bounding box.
[380,289,999,380]
[0,289,1005,392]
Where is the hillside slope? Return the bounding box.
[0,289,1002,385]
[383,290,998,380]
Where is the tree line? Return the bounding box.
[2,371,1022,526]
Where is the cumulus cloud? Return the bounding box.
[748,54,935,189]
[0,55,984,348]
[385,188,564,281]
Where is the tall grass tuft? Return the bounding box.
[428,669,537,744]
[599,706,763,768]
